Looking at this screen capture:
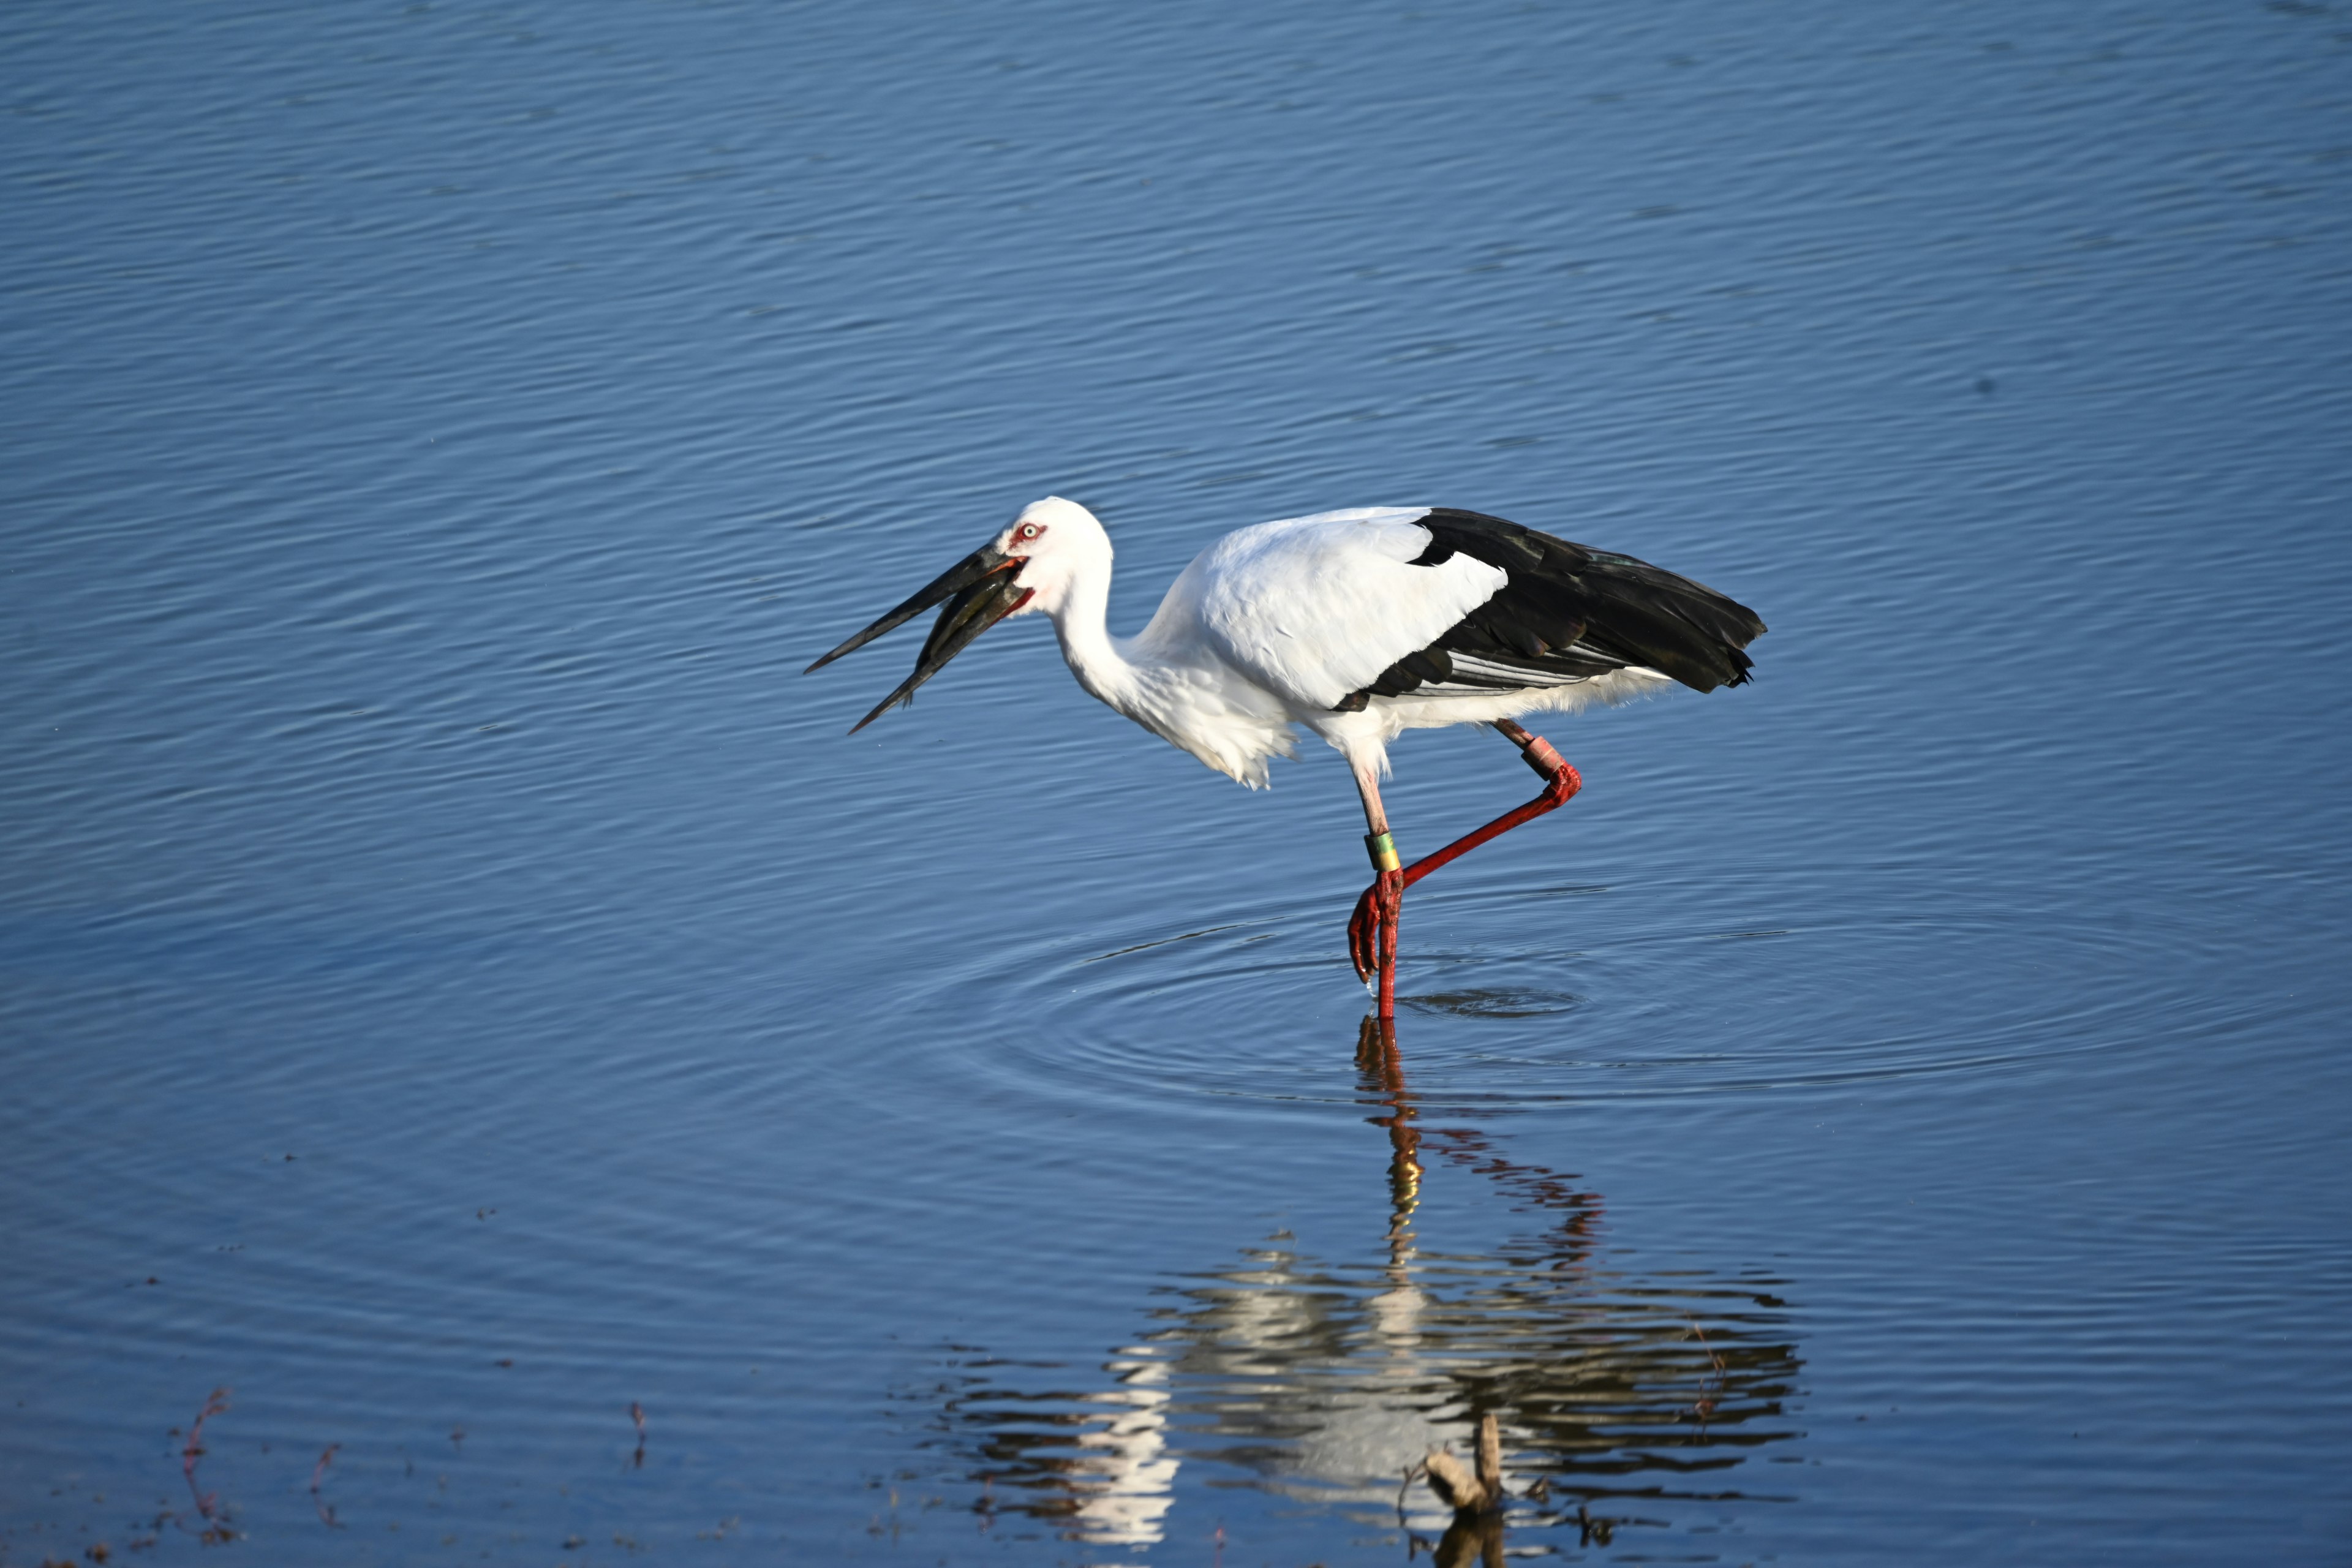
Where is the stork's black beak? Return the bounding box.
[804,542,1033,733]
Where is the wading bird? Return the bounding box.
[807,497,1764,1017]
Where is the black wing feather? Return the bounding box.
[1336,508,1766,709]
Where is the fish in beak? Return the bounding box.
[804,540,1034,732]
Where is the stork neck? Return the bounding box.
[1044,554,1140,705]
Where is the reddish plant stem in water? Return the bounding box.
[179,1387,231,1529]
[310,1442,343,1528]
[1687,1322,1727,1433]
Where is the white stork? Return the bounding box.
[807,497,1765,1017]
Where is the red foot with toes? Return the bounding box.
[1348,866,1406,1000]
[1349,722,1583,1019]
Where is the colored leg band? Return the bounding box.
[1365,831,1401,873]
[1520,736,1567,777]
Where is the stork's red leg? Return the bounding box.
[1348,721,1584,1019]
[1345,763,1406,1012]
[1400,720,1583,891]
[1347,851,1405,1010]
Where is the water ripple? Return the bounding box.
[894,862,2270,1114]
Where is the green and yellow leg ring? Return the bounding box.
[1365,831,1401,875]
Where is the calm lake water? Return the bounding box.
[5,2,2350,1563]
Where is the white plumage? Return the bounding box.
[1181,508,1506,712]
[808,493,1763,1012]
[980,497,1670,788]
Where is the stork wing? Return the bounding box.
[1166,508,1509,711]
[1370,509,1765,699]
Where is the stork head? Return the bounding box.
[804,495,1110,733]
[996,495,1112,618]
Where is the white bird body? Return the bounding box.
[809,492,1763,1016]
[998,497,1678,787]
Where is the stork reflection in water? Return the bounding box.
[809,498,1765,1014]
[935,1016,1800,1557]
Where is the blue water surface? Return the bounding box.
[4,1,2350,1563]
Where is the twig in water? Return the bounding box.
[1423,1412,1506,1515]
[309,1443,343,1528]
[1686,1321,1728,1434]
[1396,1458,1426,1523]
[177,1387,233,1540]
[629,1401,646,1469]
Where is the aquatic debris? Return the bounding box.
[629,1401,646,1469]
[1430,1509,1504,1568]
[309,1443,343,1528]
[1422,1411,1504,1515]
[1686,1321,1728,1434]
[176,1387,235,1542]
